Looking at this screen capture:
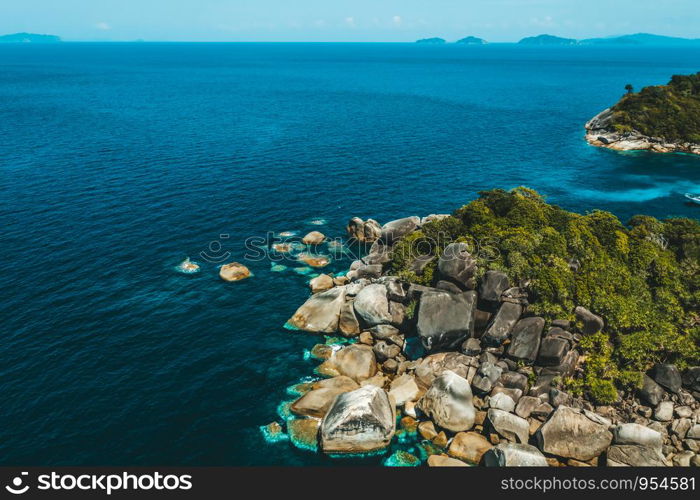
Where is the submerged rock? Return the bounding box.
[219,262,251,282]
[287,286,346,333]
[298,253,331,268]
[417,370,476,432]
[320,385,396,454]
[288,418,320,451]
[302,231,326,245]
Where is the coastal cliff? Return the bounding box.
[585,72,700,155]
[265,188,700,466]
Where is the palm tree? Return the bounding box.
[624,84,634,94]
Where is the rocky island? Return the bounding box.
[518,34,577,46]
[416,37,446,44]
[0,32,61,43]
[456,36,487,45]
[266,188,700,466]
[585,72,700,155]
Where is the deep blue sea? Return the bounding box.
[1,43,699,466]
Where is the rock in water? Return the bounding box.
[417,370,475,433]
[320,385,396,454]
[506,317,544,363]
[417,290,477,351]
[287,286,346,333]
[309,274,334,293]
[219,262,251,282]
[346,217,382,243]
[479,270,510,305]
[380,216,420,244]
[483,443,548,467]
[537,406,613,461]
[574,306,604,334]
[317,344,377,382]
[288,418,321,451]
[437,242,477,290]
[302,231,326,245]
[291,387,348,418]
[481,302,522,346]
[353,283,392,327]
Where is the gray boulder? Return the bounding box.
[409,255,435,275]
[353,284,391,326]
[506,317,544,363]
[320,385,396,454]
[606,445,667,467]
[537,336,570,366]
[485,409,530,443]
[652,364,682,394]
[287,286,346,333]
[537,406,613,461]
[380,216,420,244]
[682,367,700,393]
[574,306,604,334]
[613,423,663,449]
[414,352,479,388]
[437,242,477,290]
[489,393,516,412]
[653,401,674,422]
[435,280,463,294]
[638,374,666,407]
[479,270,510,305]
[471,362,503,394]
[483,443,548,467]
[417,290,477,351]
[417,370,476,432]
[482,302,522,346]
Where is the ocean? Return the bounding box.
[0,42,699,465]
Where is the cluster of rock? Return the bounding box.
[585,108,700,155]
[276,215,700,466]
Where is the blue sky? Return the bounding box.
[2,0,699,42]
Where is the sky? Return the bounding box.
[2,0,700,42]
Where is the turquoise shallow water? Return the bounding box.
[0,42,699,465]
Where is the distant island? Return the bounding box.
[518,34,577,46]
[456,36,487,45]
[585,72,700,155]
[415,37,446,44]
[0,32,61,43]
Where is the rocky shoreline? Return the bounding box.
[585,108,700,155]
[264,214,700,467]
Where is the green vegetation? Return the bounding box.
[608,72,700,143]
[389,188,700,404]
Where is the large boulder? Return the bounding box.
[291,388,346,418]
[471,362,503,394]
[416,290,477,351]
[346,217,382,243]
[302,231,326,245]
[417,370,476,432]
[414,352,479,388]
[485,409,529,444]
[574,306,604,334]
[652,364,682,394]
[219,262,251,282]
[537,336,570,366]
[448,432,493,464]
[317,344,377,382]
[338,300,361,337]
[481,302,522,346]
[437,242,477,290]
[613,423,663,449]
[606,445,667,467]
[380,216,420,244]
[353,284,391,327]
[483,443,548,467]
[479,270,510,306]
[537,406,613,461]
[682,366,700,393]
[309,274,334,294]
[287,286,346,333]
[506,317,544,363]
[427,455,469,467]
[320,385,396,454]
[638,374,666,406]
[388,374,422,407]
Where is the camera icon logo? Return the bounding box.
[5,472,29,495]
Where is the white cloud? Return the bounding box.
[392,15,402,26]
[344,17,355,28]
[96,21,111,31]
